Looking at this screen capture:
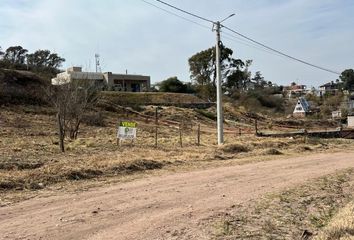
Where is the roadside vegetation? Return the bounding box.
[315,201,354,240]
[210,169,354,239]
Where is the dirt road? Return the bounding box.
[1,152,354,240]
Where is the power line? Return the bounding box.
[222,25,341,75]
[222,32,289,58]
[149,0,341,75]
[144,0,283,55]
[142,1,285,66]
[143,0,285,59]
[141,0,211,30]
[155,0,214,24]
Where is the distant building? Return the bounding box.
[347,95,354,115]
[52,67,151,92]
[284,84,307,98]
[293,97,310,118]
[332,110,342,119]
[319,81,340,96]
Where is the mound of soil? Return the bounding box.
[0,69,49,105]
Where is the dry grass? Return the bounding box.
[210,169,354,239]
[101,91,207,106]
[1,105,354,206]
[315,202,354,240]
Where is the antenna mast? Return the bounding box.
[95,53,101,72]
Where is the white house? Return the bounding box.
[52,67,151,92]
[293,97,310,118]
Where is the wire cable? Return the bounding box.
[222,25,341,75]
[143,0,286,59]
[141,0,211,30]
[149,0,341,75]
[154,0,215,24]
[142,0,281,59]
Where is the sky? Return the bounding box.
[1,0,353,87]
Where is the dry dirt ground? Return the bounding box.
[1,151,354,240]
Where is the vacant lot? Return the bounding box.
[1,105,353,205]
[1,103,354,240]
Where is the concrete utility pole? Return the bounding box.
[215,14,235,145]
[215,21,223,145]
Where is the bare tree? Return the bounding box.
[47,78,99,152]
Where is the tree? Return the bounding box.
[3,46,28,65]
[188,44,244,99]
[339,69,354,91]
[225,60,252,92]
[252,71,265,88]
[27,49,65,70]
[0,46,4,58]
[224,69,247,91]
[47,79,99,152]
[158,77,194,93]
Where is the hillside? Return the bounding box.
[0,68,49,105]
[100,91,211,108]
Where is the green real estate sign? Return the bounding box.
[117,121,137,140]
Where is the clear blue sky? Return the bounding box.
[1,0,353,87]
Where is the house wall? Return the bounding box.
[52,67,104,85]
[293,112,306,118]
[52,67,151,92]
[104,72,150,92]
[348,116,354,128]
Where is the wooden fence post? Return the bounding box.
[255,119,258,136]
[155,107,158,147]
[239,128,241,136]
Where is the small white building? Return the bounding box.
[348,115,354,128]
[52,67,151,92]
[293,97,310,118]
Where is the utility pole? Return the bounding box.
[215,21,223,145]
[214,14,235,145]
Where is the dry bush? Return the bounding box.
[297,145,313,152]
[221,143,250,153]
[0,160,43,170]
[264,148,283,155]
[0,158,165,191]
[251,139,289,149]
[81,111,106,127]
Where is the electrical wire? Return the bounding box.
[222,32,288,58]
[142,0,284,59]
[155,0,215,24]
[222,25,341,75]
[148,0,341,75]
[141,0,211,30]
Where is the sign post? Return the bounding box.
[117,121,137,146]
